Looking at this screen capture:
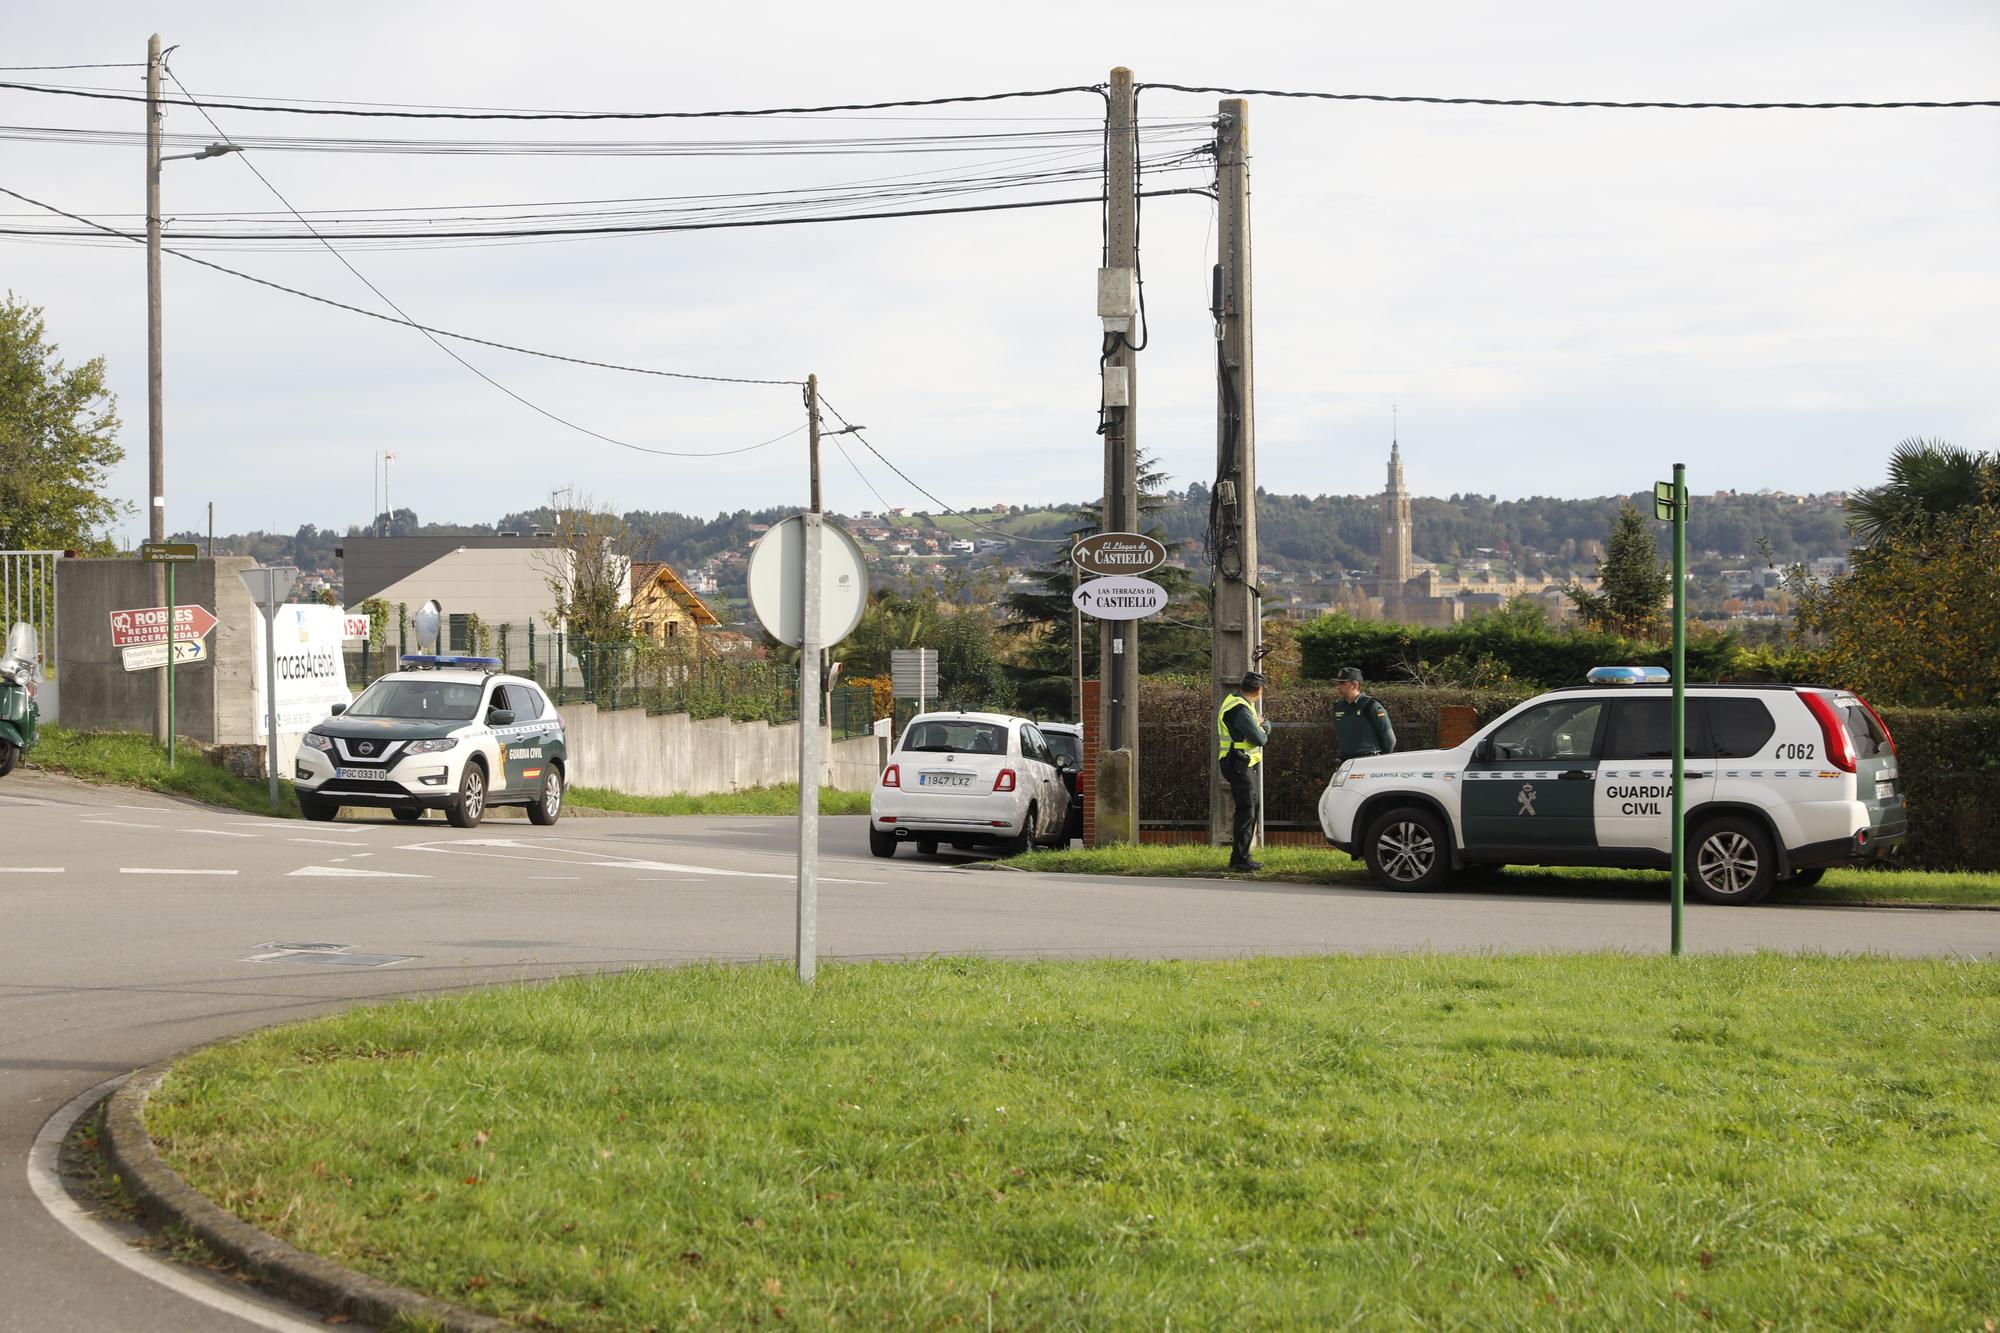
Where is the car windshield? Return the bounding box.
[1042,731,1082,765]
[345,678,483,721]
[902,720,1008,755]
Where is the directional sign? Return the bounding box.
[1073,575,1168,621]
[1073,531,1167,577]
[121,639,210,672]
[141,542,199,563]
[109,603,218,648]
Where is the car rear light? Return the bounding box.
[881,763,900,787]
[993,768,1017,792]
[1856,697,1899,760]
[1800,691,1857,772]
[880,815,896,823]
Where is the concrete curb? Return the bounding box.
[102,1060,514,1333]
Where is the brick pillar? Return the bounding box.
[1438,704,1478,750]
[1081,678,1100,845]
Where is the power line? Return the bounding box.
[0,62,143,71]
[0,78,1107,119]
[0,181,805,390]
[819,396,1071,546]
[158,66,813,461]
[1138,81,2000,110]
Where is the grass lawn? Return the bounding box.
[569,783,870,817]
[27,726,298,818]
[1001,843,2000,908]
[149,956,1998,1330]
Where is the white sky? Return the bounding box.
[5,0,1995,544]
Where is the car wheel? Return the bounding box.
[0,740,19,778]
[1361,805,1451,891]
[1689,816,1776,905]
[1788,867,1826,888]
[868,828,897,858]
[445,763,487,829]
[298,794,339,822]
[916,838,940,857]
[526,766,564,826]
[391,808,422,823]
[1001,805,1037,858]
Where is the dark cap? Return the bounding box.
[1335,666,1365,683]
[1239,671,1265,692]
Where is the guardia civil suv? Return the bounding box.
[1318,668,1906,905]
[294,655,567,827]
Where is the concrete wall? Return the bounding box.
[55,556,263,744]
[561,702,883,795]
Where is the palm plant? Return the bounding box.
[1846,438,1996,543]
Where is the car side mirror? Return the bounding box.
[330,703,346,716]
[1472,737,1493,762]
[487,708,516,726]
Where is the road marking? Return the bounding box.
[82,818,157,829]
[182,828,257,839]
[529,875,581,881]
[29,1076,333,1333]
[119,868,238,876]
[402,839,877,884]
[287,865,428,879]
[289,837,368,847]
[110,804,172,812]
[0,867,64,874]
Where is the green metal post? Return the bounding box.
[1670,461,1687,956]
[165,562,176,767]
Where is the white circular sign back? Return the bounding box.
[747,516,870,647]
[1073,575,1168,621]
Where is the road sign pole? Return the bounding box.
[797,376,824,986]
[1670,463,1688,956]
[165,561,176,767]
[264,577,280,808]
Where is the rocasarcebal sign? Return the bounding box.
[1072,531,1167,577]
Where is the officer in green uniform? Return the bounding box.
[1217,671,1270,871]
[1331,666,1396,757]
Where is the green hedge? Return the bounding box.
[1296,617,1743,690]
[1875,707,2000,871]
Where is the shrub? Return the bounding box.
[1296,616,1739,690]
[1875,706,2000,871]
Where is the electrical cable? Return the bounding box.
[162,65,808,459]
[1137,81,2000,110]
[830,436,897,514]
[818,397,1073,546]
[0,78,1109,119]
[0,62,144,71]
[0,181,805,390]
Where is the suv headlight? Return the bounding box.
[1329,760,1353,787]
[302,733,332,751]
[405,737,458,755]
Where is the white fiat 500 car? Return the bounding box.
[869,711,1073,857]
[1318,667,1906,905]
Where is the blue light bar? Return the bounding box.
[397,654,441,666]
[445,656,503,669]
[396,654,503,670]
[1587,665,1671,685]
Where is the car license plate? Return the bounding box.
[1875,779,1895,799]
[919,771,973,788]
[335,767,384,780]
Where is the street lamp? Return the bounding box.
[146,32,240,745]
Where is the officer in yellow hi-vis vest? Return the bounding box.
[1217,671,1270,871]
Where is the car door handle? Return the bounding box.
[1559,770,1591,781]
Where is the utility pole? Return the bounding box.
[796,373,824,984]
[1208,98,1261,847]
[1096,65,1141,838]
[147,33,169,746]
[1070,532,1084,722]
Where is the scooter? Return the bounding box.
[0,623,42,779]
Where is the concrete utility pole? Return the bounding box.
[1208,98,1262,847]
[146,33,169,744]
[796,374,824,984]
[1096,65,1142,837]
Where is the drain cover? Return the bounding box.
[242,942,415,968]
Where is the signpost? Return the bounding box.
[121,639,209,672]
[1655,469,1689,956]
[748,512,868,985]
[890,647,938,714]
[238,565,299,809]
[136,542,202,767]
[1073,575,1169,621]
[1071,531,1167,578]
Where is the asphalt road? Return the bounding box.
[4,769,1996,1331]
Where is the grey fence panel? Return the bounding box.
[1,550,62,667]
